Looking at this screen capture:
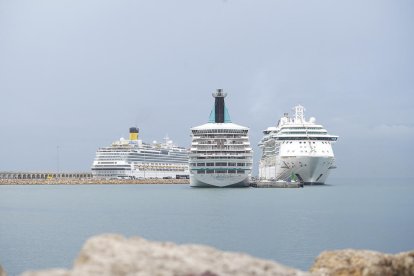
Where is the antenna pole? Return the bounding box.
[56,145,60,175]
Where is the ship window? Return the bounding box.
[237,163,244,166]
[216,170,226,174]
[197,163,205,166]
[228,170,236,174]
[216,162,227,166]
[236,170,244,174]
[206,163,214,166]
[228,162,236,166]
[197,170,205,174]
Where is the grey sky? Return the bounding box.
[0,0,413,178]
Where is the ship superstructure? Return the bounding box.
[258,105,338,184]
[91,128,189,179]
[189,89,253,187]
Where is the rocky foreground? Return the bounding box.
[12,234,412,276]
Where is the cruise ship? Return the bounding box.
[189,89,253,187]
[258,105,338,184]
[91,128,189,179]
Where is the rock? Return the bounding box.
[22,234,308,276]
[22,270,68,276]
[0,265,6,276]
[310,249,414,276]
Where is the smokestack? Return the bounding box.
[212,89,227,123]
[129,127,139,141]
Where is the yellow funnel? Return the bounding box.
[129,127,139,141]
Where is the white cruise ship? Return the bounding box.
[189,89,253,187]
[91,127,189,179]
[258,105,338,184]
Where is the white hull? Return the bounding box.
[92,129,189,180]
[93,169,189,179]
[258,105,338,185]
[190,90,253,188]
[92,159,189,179]
[260,156,334,184]
[190,174,250,187]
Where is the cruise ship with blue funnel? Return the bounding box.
[189,89,253,187]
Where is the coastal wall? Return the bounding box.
[0,172,92,180]
[12,234,413,276]
[0,178,190,185]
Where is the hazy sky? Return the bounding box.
[0,0,413,178]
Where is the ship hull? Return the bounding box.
[260,156,335,184]
[190,174,250,187]
[92,169,189,179]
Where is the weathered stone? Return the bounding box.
[22,270,68,276]
[0,265,6,276]
[22,234,308,276]
[310,249,414,276]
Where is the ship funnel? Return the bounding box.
[129,127,139,141]
[212,89,228,123]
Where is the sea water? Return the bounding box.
[1,178,413,275]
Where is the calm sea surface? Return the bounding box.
[1,178,414,275]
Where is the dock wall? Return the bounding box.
[0,172,189,185]
[0,171,92,180]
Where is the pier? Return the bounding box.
[0,171,190,185]
[250,181,303,188]
[0,171,92,180]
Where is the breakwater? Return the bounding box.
[0,178,189,185]
[0,171,93,180]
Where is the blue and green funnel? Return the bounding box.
[208,89,232,123]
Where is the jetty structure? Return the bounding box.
[0,171,92,180]
[189,89,253,187]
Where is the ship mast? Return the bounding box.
[294,105,305,123]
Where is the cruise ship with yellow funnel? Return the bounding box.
[91,127,189,179]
